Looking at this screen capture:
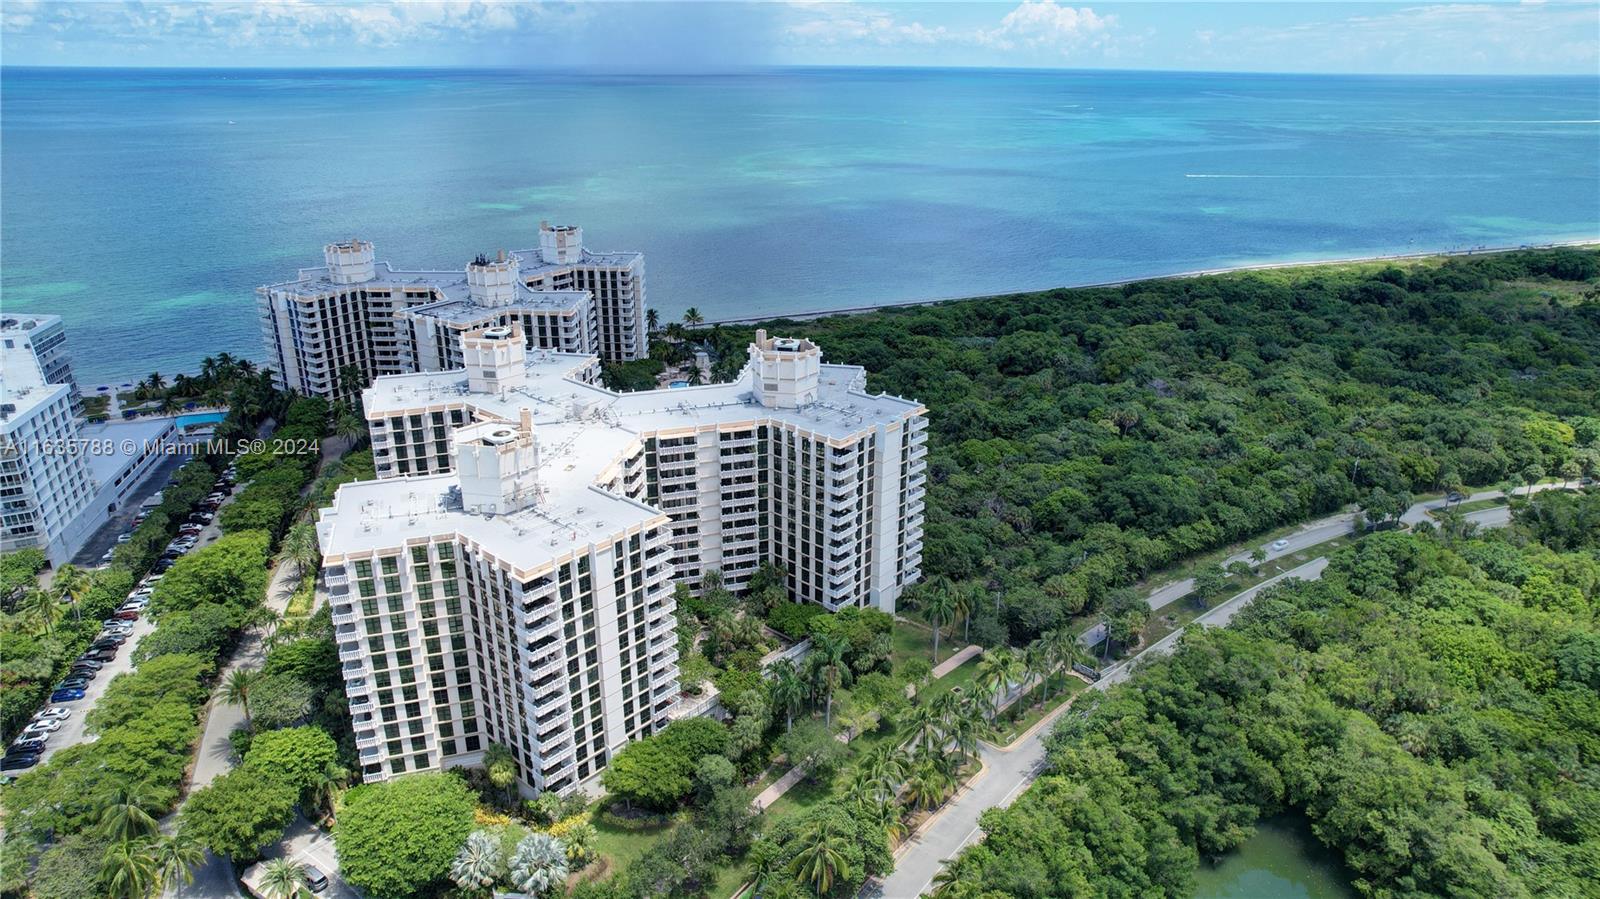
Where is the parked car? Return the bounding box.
[116,533,132,544]
[10,738,47,755]
[0,754,40,772]
[113,609,140,621]
[21,718,61,736]
[152,559,174,573]
[61,670,95,684]
[50,688,86,702]
[1270,539,1290,551]
[1447,491,1466,503]
[90,642,123,655]
[123,598,150,610]
[103,622,133,634]
[303,866,328,893]
[85,649,118,664]
[34,707,71,724]
[71,658,105,671]
[100,548,116,563]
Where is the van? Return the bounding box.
[302,866,328,893]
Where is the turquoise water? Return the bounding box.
[2,67,1596,384]
[1194,817,1355,899]
[174,411,227,427]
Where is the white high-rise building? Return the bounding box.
[257,223,647,401]
[2,314,82,416]
[316,327,926,792]
[1,335,97,562]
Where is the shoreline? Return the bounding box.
[700,237,1600,327]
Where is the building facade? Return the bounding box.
[1,337,97,563]
[2,314,82,416]
[316,327,926,793]
[257,223,647,401]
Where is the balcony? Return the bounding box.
[338,642,364,664]
[533,689,567,718]
[528,652,563,683]
[355,730,381,751]
[331,606,356,626]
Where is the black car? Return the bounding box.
[58,677,90,691]
[91,640,122,652]
[0,754,40,771]
[84,649,118,663]
[73,658,106,670]
[10,739,46,755]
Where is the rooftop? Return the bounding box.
[0,342,66,425]
[320,347,924,570]
[261,247,642,297]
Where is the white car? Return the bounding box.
[34,707,72,724]
[1270,539,1290,551]
[21,719,61,736]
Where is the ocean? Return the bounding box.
[2,66,1596,385]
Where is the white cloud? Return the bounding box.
[1198,2,1599,72]
[976,1,1114,52]
[784,2,948,46]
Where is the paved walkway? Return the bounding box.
[867,494,1538,897]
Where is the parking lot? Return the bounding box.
[8,468,240,772]
[25,611,157,765]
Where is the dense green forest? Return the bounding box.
[724,249,1600,646]
[935,487,1600,898]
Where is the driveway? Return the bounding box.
[240,817,361,899]
[70,452,190,567]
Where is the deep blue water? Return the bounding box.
[2,66,1596,384]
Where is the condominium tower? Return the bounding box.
[316,327,927,793]
[258,223,646,400]
[1,328,96,562]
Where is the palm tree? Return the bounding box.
[54,563,89,623]
[903,757,953,811]
[946,710,983,766]
[23,587,60,635]
[151,832,205,893]
[682,307,704,327]
[903,702,943,754]
[646,308,660,335]
[280,521,320,584]
[146,371,165,392]
[930,864,981,898]
[450,829,503,894]
[223,668,258,731]
[862,745,907,804]
[789,818,851,896]
[811,632,850,729]
[1021,641,1049,708]
[258,858,306,899]
[770,660,807,732]
[951,586,974,645]
[869,798,908,846]
[508,832,569,896]
[923,587,955,664]
[307,759,348,819]
[976,648,1022,717]
[96,787,159,844]
[484,742,519,806]
[99,839,157,899]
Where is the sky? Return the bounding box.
[1,1,1596,75]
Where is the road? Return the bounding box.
[872,490,1539,898]
[239,816,360,899]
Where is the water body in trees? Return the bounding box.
[2,67,1596,384]
[1192,816,1355,899]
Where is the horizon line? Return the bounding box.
[3,62,1597,79]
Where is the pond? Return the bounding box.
[1193,816,1355,899]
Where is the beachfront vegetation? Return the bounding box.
[706,248,1600,653]
[939,487,1600,897]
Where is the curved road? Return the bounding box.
[868,489,1533,898]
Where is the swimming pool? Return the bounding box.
[174,411,227,427]
[669,380,689,389]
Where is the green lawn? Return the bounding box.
[589,810,678,878]
[918,655,982,704]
